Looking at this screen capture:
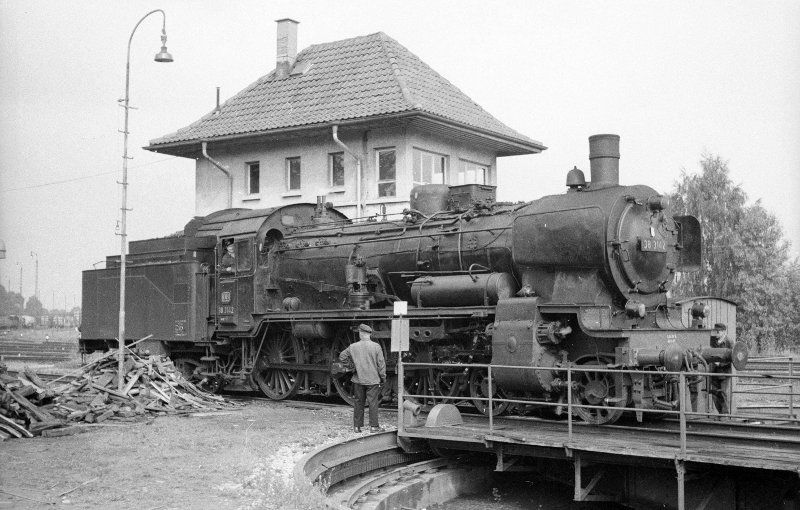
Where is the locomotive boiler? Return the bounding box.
[80,134,747,425]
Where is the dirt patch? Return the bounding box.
[0,399,396,509]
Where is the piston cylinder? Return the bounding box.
[410,273,518,307]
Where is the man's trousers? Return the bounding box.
[353,383,380,428]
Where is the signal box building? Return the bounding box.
[146,19,545,218]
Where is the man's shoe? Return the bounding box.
[369,426,385,433]
[354,427,362,433]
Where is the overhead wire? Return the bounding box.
[0,156,180,193]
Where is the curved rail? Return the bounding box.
[295,431,425,489]
[294,430,491,509]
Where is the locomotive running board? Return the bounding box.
[252,306,494,323]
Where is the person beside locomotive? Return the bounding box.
[708,324,733,415]
[339,324,387,433]
[220,240,235,273]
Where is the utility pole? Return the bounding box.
[16,261,22,296]
[30,251,38,301]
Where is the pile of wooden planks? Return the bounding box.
[0,350,232,440]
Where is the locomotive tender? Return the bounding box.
[80,134,747,425]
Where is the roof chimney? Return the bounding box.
[275,18,299,78]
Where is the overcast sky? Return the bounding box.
[1,0,798,310]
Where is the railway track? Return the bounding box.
[0,341,78,363]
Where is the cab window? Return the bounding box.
[235,239,253,272]
[220,239,235,273]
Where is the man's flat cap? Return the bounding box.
[358,323,372,333]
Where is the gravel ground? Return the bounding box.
[0,398,396,509]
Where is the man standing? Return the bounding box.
[339,324,386,433]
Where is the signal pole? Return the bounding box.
[30,251,38,301]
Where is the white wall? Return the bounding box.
[194,125,498,220]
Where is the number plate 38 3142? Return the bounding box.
[640,238,666,253]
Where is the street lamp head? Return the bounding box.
[154,31,173,63]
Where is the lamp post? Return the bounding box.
[118,10,173,390]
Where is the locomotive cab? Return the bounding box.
[215,236,256,327]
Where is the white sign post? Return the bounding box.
[392,301,409,432]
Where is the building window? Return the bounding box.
[377,148,396,197]
[246,162,260,195]
[413,149,447,185]
[329,152,345,187]
[286,157,301,191]
[458,161,488,185]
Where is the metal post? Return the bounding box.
[117,9,172,391]
[679,372,687,457]
[488,365,494,432]
[30,251,38,301]
[397,353,404,434]
[675,458,686,510]
[790,359,795,419]
[730,362,737,414]
[567,365,573,442]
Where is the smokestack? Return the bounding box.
[275,18,299,78]
[588,134,620,187]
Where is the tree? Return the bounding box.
[0,284,24,316]
[780,260,800,349]
[24,295,46,318]
[671,154,795,353]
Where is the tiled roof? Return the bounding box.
[148,32,540,149]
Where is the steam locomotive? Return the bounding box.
[80,134,747,425]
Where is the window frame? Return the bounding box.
[458,160,489,185]
[245,161,260,195]
[412,148,448,186]
[376,148,397,198]
[235,239,253,273]
[285,156,301,191]
[328,152,345,188]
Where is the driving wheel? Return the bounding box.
[468,368,509,416]
[402,342,437,405]
[571,359,628,425]
[253,331,303,400]
[330,331,357,406]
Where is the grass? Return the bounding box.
[242,469,328,510]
